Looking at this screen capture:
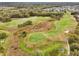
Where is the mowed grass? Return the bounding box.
[29,32,46,43]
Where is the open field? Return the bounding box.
[0,3,79,56]
[0,12,77,56]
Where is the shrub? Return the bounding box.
[71,12,79,15]
[3,17,11,22]
[0,16,11,22]
[10,13,22,18]
[18,31,27,38]
[0,16,4,22]
[68,23,79,56]
[0,45,4,53]
[0,32,8,40]
[75,24,79,35]
[68,34,79,44]
[18,20,32,28]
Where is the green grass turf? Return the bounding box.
[29,32,46,43]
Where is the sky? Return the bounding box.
[0,0,79,2]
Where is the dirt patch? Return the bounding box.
[6,34,27,56]
[32,21,52,32]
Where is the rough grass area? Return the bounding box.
[0,17,52,29]
[47,12,77,36]
[0,12,77,56]
[19,39,33,54]
[18,12,77,56]
[38,41,67,56]
[0,30,10,56]
[19,40,67,56]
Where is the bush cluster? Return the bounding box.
[68,23,79,56]
[0,8,64,22]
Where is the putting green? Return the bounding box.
[29,32,46,43]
